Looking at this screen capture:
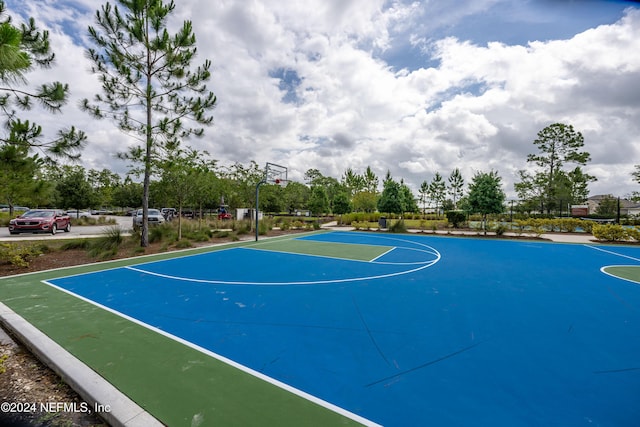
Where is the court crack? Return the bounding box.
[365,341,485,388]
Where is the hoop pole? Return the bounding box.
[255,179,266,241]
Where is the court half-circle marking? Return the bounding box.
[125,233,441,286]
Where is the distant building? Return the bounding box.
[584,194,640,216]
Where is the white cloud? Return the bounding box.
[3,1,639,199]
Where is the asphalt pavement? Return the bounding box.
[0,216,133,241]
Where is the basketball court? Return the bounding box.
[1,231,639,426]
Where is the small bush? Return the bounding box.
[0,243,42,267]
[495,224,507,236]
[174,239,193,249]
[60,240,90,250]
[0,354,8,374]
[445,211,466,228]
[88,226,124,258]
[389,219,408,233]
[592,224,628,242]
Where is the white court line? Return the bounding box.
[41,280,382,427]
[585,245,640,262]
[600,265,640,285]
[125,233,441,285]
[370,247,396,262]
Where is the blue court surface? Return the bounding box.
[44,231,640,426]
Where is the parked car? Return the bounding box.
[8,209,71,235]
[161,208,177,220]
[132,208,165,229]
[66,210,92,218]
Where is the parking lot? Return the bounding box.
[0,216,132,241]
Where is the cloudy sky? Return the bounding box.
[5,0,640,199]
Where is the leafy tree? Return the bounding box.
[112,176,143,208]
[308,185,329,215]
[158,147,203,239]
[400,180,418,213]
[341,168,365,196]
[87,168,121,209]
[467,170,505,234]
[428,172,446,216]
[519,123,591,212]
[55,166,97,211]
[633,165,640,184]
[352,191,377,213]
[223,161,263,210]
[259,184,285,213]
[0,143,40,214]
[363,166,379,193]
[448,168,464,209]
[332,191,352,216]
[377,172,404,214]
[595,195,617,216]
[282,181,310,213]
[83,0,217,246]
[0,1,86,159]
[418,180,429,215]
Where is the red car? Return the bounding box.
[8,209,71,235]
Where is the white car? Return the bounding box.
[132,208,165,229]
[66,210,92,218]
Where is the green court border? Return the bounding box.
[0,231,368,426]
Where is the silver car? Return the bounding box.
[132,208,165,229]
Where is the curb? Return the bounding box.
[0,302,164,427]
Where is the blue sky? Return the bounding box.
[5,0,640,199]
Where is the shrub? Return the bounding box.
[0,243,42,267]
[174,239,193,249]
[0,354,8,374]
[592,224,628,242]
[626,226,640,242]
[88,226,125,258]
[445,211,466,228]
[495,224,507,236]
[389,219,408,233]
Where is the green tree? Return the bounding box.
[0,144,39,210]
[400,180,418,213]
[308,185,329,215]
[341,168,365,197]
[377,172,404,214]
[56,166,97,211]
[0,1,86,159]
[352,191,377,213]
[332,191,352,216]
[158,147,203,239]
[83,0,217,246]
[282,181,310,213]
[467,170,506,234]
[448,168,464,209]
[595,195,617,216]
[429,172,446,216]
[520,123,591,212]
[418,180,429,215]
[632,165,640,184]
[363,166,379,193]
[112,176,143,208]
[87,168,122,209]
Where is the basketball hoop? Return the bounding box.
[255,162,288,241]
[265,163,288,187]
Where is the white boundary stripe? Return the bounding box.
[245,245,434,266]
[122,234,441,285]
[585,245,640,262]
[370,247,396,262]
[41,280,383,427]
[600,265,640,285]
